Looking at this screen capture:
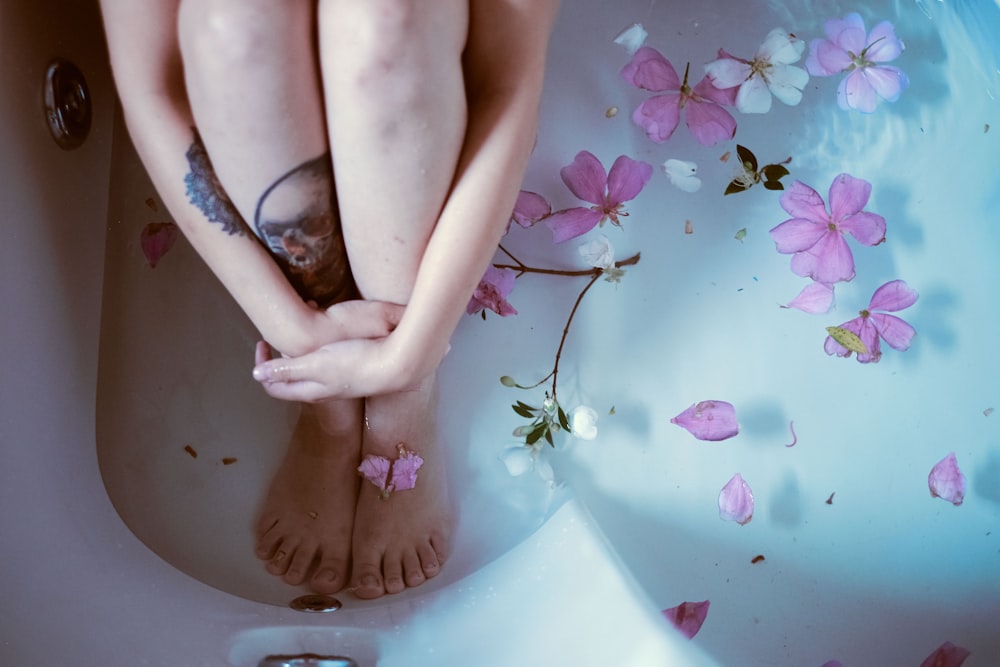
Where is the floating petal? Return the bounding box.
[511,190,551,228]
[719,474,754,525]
[569,405,599,440]
[140,222,179,268]
[613,23,648,55]
[622,47,680,91]
[579,235,615,270]
[919,641,971,667]
[928,453,966,506]
[389,448,424,492]
[467,266,518,316]
[560,151,608,205]
[607,155,654,204]
[358,455,391,493]
[632,95,682,143]
[663,159,702,193]
[546,207,605,244]
[671,401,739,441]
[662,600,710,639]
[786,282,834,314]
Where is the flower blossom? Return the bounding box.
[622,48,737,146]
[467,266,517,317]
[569,405,599,440]
[546,151,652,243]
[705,28,809,114]
[824,280,918,363]
[806,13,909,113]
[579,234,615,270]
[769,174,886,285]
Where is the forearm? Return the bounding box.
[389,0,560,376]
[101,0,327,357]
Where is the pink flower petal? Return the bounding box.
[827,173,872,221]
[770,218,829,254]
[868,279,919,313]
[671,400,739,441]
[389,449,424,492]
[780,181,830,223]
[621,47,680,92]
[929,453,966,506]
[788,230,856,284]
[826,13,867,54]
[685,98,737,146]
[632,95,682,143]
[358,455,391,492]
[511,190,551,228]
[691,75,738,107]
[606,155,653,204]
[140,222,179,268]
[786,281,835,314]
[467,266,518,316]
[866,21,905,62]
[719,474,754,525]
[838,211,886,247]
[839,69,879,113]
[919,641,971,667]
[869,313,916,351]
[806,38,852,76]
[560,151,607,205]
[546,207,605,244]
[863,65,909,102]
[662,600,710,639]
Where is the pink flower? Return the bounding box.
[510,190,551,229]
[671,400,739,441]
[928,453,966,506]
[467,266,518,317]
[662,600,710,639]
[719,474,754,525]
[545,151,652,243]
[769,174,886,285]
[919,641,971,667]
[621,47,737,146]
[824,280,918,363]
[358,445,424,500]
[705,28,809,114]
[806,13,909,113]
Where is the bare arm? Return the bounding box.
[99,0,401,357]
[253,0,560,399]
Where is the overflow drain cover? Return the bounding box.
[288,594,342,613]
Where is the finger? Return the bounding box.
[257,378,332,403]
[252,357,312,385]
[254,340,273,367]
[327,301,405,339]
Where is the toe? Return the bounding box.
[267,539,299,577]
[255,524,283,561]
[283,541,318,585]
[416,541,441,579]
[382,550,405,595]
[351,560,386,600]
[402,549,426,588]
[311,556,350,594]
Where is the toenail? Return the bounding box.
[307,511,319,520]
[274,550,287,563]
[361,575,380,589]
[316,569,337,583]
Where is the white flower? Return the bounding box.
[613,23,648,55]
[662,159,702,193]
[569,405,599,440]
[705,28,809,114]
[578,234,615,270]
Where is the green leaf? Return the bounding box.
[557,406,571,431]
[734,227,747,242]
[735,144,758,173]
[826,326,868,355]
[512,403,536,419]
[526,423,547,445]
[763,180,785,191]
[544,429,555,447]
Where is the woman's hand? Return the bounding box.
[252,332,441,401]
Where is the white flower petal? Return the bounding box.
[704,58,750,89]
[757,28,804,64]
[736,77,773,113]
[613,23,648,54]
[663,159,703,193]
[500,446,535,477]
[767,64,809,106]
[578,235,615,269]
[570,405,599,440]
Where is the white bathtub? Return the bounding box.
[3,0,999,665]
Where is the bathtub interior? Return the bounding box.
[92,0,1000,665]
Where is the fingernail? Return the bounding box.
[252,366,268,382]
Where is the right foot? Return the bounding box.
[254,399,362,594]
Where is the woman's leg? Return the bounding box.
[317,0,469,598]
[177,0,360,593]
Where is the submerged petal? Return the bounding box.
[806,38,852,76]
[786,281,835,314]
[919,641,971,667]
[140,222,180,268]
[579,234,615,269]
[621,46,680,91]
[560,151,608,205]
[546,207,605,244]
[825,13,867,54]
[719,474,754,525]
[607,155,653,204]
[569,405,599,440]
[928,453,966,506]
[500,446,535,477]
[662,600,710,639]
[632,94,682,143]
[671,400,739,441]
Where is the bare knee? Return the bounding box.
[178,0,292,77]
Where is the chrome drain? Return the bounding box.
[288,594,342,613]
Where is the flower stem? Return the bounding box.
[496,245,640,277]
[550,272,601,401]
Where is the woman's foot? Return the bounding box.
[254,398,362,594]
[351,376,452,599]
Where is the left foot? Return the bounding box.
[350,376,452,599]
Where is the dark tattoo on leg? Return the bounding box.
[254,155,355,307]
[183,129,249,236]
